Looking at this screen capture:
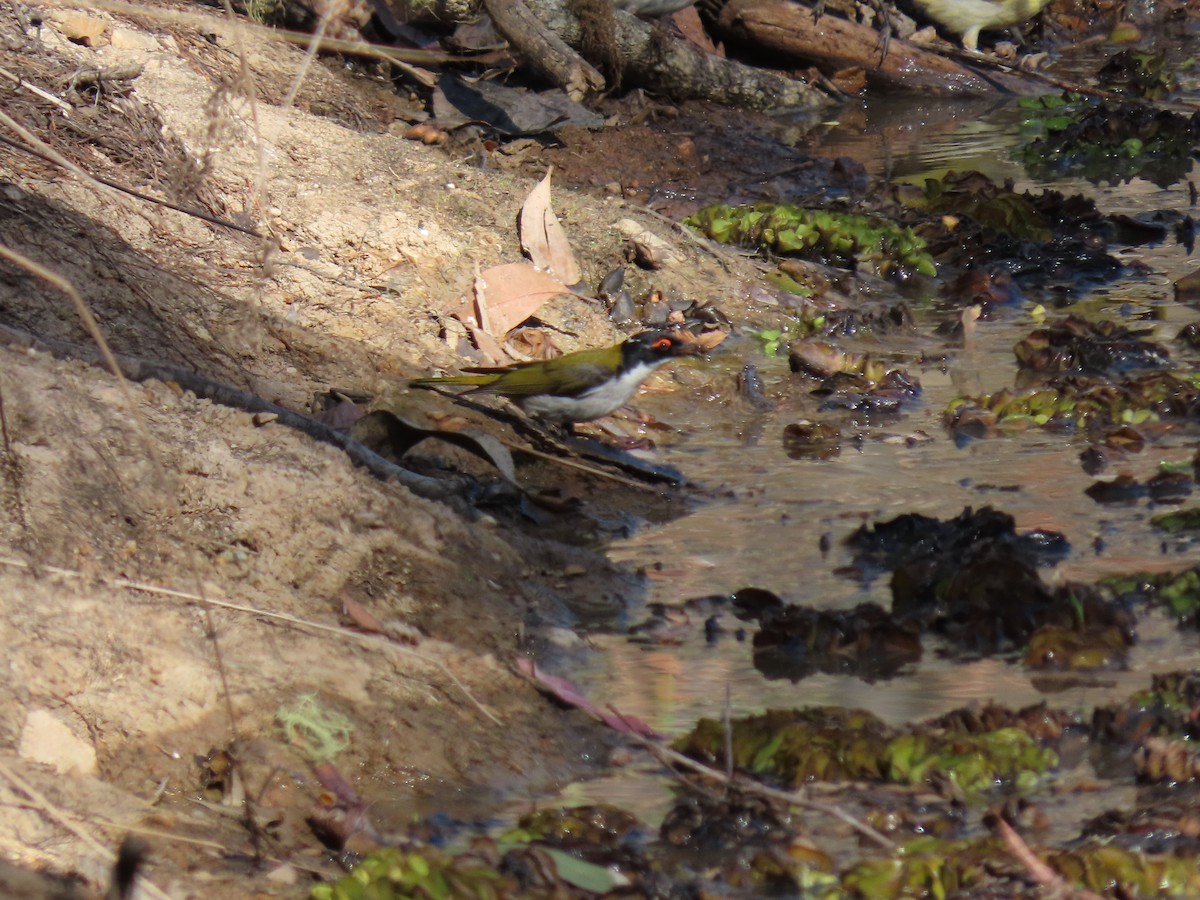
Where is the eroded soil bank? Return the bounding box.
[0,3,760,895]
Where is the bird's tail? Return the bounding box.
[410,373,500,389]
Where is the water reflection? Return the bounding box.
[588,93,1200,744]
[582,612,1200,737]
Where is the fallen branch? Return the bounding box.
[992,815,1105,900]
[710,0,1026,95]
[490,0,833,109]
[626,722,897,850]
[516,659,894,849]
[486,0,606,99]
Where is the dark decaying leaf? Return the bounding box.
[433,74,604,136]
[351,410,516,483]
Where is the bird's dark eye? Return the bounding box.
[653,338,673,350]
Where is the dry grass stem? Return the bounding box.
[0,758,173,900]
[0,555,501,725]
[278,0,341,112]
[0,63,73,111]
[0,242,157,472]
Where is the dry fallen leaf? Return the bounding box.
[50,11,108,46]
[340,592,383,634]
[520,168,582,285]
[690,329,729,352]
[506,327,560,360]
[464,260,573,336]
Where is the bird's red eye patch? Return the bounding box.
[653,338,673,350]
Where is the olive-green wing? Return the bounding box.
[467,349,613,397]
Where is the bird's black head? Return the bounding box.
[621,330,699,367]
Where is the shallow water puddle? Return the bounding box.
[581,94,1200,757]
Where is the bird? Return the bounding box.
[910,0,1052,51]
[411,330,699,424]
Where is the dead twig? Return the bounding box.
[625,724,896,850]
[992,816,1104,900]
[279,0,341,112]
[0,130,262,239]
[0,758,173,900]
[0,64,73,113]
[0,556,501,726]
[500,439,674,490]
[515,666,895,851]
[0,320,471,506]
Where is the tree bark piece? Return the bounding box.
[485,0,607,99]
[712,0,1038,96]
[490,0,834,110]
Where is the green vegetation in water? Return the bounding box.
[1150,507,1200,534]
[308,673,1200,898]
[843,838,1200,899]
[1046,844,1200,895]
[1024,623,1130,670]
[886,170,1118,283]
[753,327,787,357]
[1013,315,1167,375]
[943,371,1200,433]
[684,203,937,279]
[675,706,1057,795]
[762,266,816,296]
[310,847,506,900]
[899,171,1051,242]
[1014,91,1200,187]
[1099,566,1200,622]
[501,804,638,846]
[751,316,827,356]
[1096,48,1179,100]
[1132,671,1200,712]
[312,830,1200,899]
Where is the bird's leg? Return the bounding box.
[813,0,892,67]
[869,0,892,65]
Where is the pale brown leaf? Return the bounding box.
[473,261,571,336]
[520,168,582,285]
[340,592,383,634]
[690,329,729,352]
[506,327,561,361]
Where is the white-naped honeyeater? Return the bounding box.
[411,330,700,425]
[911,0,1052,51]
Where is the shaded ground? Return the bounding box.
[0,3,771,895]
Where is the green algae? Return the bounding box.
[311,847,506,900]
[675,707,1057,796]
[684,203,937,279]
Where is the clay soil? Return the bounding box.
[0,2,770,896]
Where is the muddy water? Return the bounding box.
[579,96,1200,779]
